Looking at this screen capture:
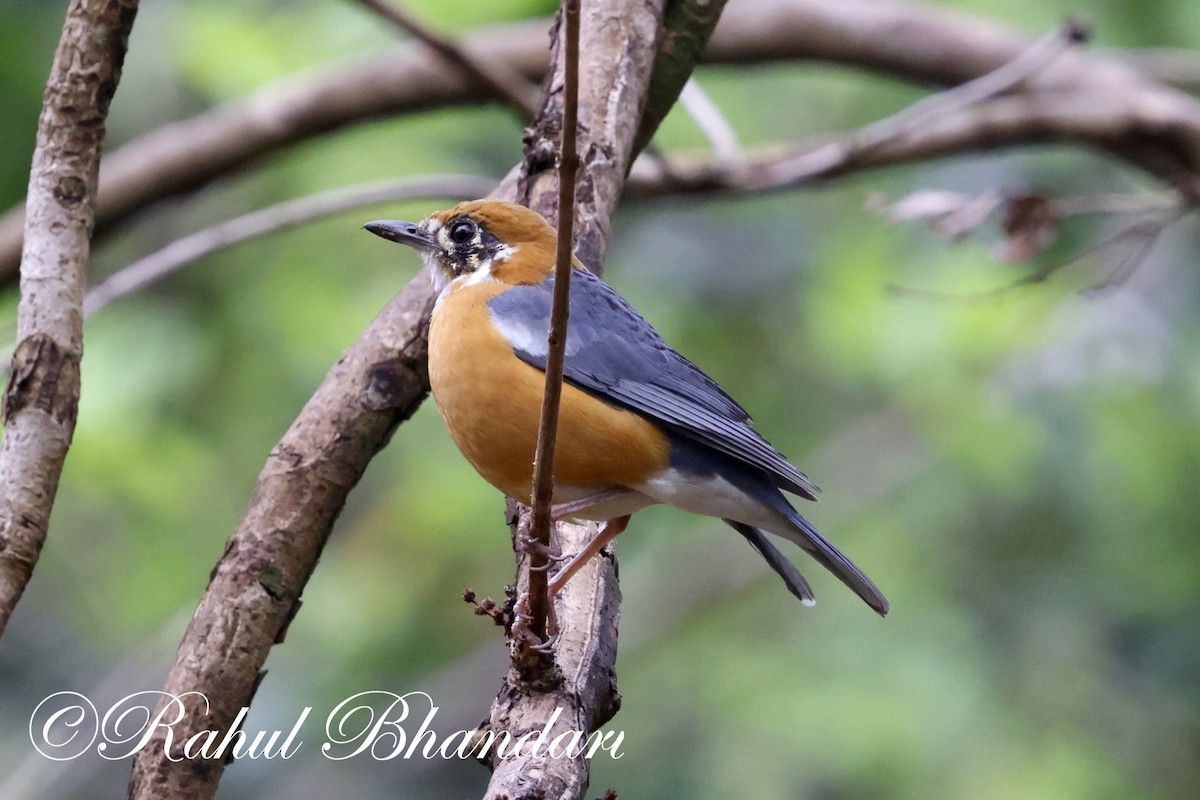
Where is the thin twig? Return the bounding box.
[0,0,138,639]
[353,0,538,119]
[885,207,1188,302]
[864,18,1090,147]
[83,175,495,317]
[1123,47,1200,92]
[678,77,742,163]
[762,18,1091,187]
[524,0,581,648]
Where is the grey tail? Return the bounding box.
[766,492,889,617]
[725,520,816,607]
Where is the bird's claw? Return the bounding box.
[508,590,560,653]
[529,632,559,654]
[518,532,564,571]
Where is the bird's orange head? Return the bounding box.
[364,199,565,291]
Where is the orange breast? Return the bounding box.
[428,280,671,504]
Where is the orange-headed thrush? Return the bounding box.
[365,200,888,616]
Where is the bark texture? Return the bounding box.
[126,273,436,798]
[0,0,138,637]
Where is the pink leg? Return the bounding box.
[548,515,631,595]
[550,487,632,521]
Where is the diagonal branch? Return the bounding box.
[632,0,731,155]
[352,0,538,119]
[83,174,495,318]
[127,267,440,800]
[0,0,138,638]
[0,18,552,282]
[842,18,1089,153]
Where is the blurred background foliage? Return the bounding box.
[0,0,1197,798]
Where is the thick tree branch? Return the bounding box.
[631,0,730,155]
[482,0,688,796]
[0,0,138,638]
[126,270,438,799]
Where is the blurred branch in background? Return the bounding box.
[5,0,1200,281]
[677,77,743,166]
[0,19,552,280]
[0,0,139,637]
[82,175,497,318]
[1123,47,1200,92]
[351,0,539,119]
[868,188,1186,296]
[66,15,1189,329]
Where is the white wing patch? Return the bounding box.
[490,303,547,357]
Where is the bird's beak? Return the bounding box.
[362,219,435,251]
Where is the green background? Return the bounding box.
[0,0,1197,797]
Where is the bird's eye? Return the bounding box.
[448,219,476,245]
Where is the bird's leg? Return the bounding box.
[523,489,633,568]
[547,515,631,595]
[549,487,632,521]
[521,488,631,572]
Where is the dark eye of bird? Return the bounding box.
[448,219,476,245]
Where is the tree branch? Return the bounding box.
[631,0,731,155]
[74,20,1191,328]
[677,78,743,164]
[352,0,539,119]
[127,269,438,799]
[0,0,138,638]
[480,0,693,795]
[0,18,552,283]
[82,174,495,318]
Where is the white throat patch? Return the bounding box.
[430,253,501,316]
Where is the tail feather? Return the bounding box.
[765,493,889,617]
[726,520,815,606]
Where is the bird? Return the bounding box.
[364,199,888,616]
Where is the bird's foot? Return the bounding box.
[518,532,564,572]
[509,590,559,650]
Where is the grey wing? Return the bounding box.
[487,269,819,499]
